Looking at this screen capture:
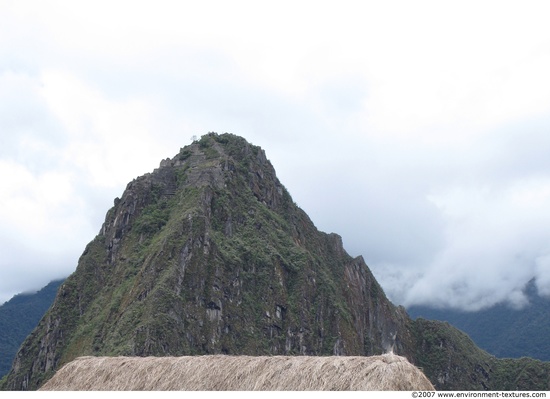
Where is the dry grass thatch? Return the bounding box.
[39,354,435,391]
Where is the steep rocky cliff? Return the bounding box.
[2,133,414,390]
[2,133,550,390]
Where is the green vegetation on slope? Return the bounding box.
[0,279,64,379]
[413,318,550,390]
[3,133,550,391]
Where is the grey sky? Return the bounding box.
[2,1,550,311]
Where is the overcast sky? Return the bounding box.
[2,1,550,311]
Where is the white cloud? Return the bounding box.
[2,0,550,313]
[0,159,90,302]
[535,255,550,297]
[388,178,550,310]
[39,70,169,187]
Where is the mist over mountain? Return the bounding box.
[2,133,550,391]
[408,280,550,361]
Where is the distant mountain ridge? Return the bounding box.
[2,133,550,391]
[408,280,550,361]
[0,279,64,379]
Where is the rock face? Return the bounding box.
[3,133,550,391]
[2,134,414,390]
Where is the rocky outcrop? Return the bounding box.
[3,133,550,391]
[2,133,414,390]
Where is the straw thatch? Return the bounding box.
[39,354,435,391]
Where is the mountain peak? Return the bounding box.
[4,133,550,391]
[3,133,405,390]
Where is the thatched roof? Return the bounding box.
[39,354,435,391]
